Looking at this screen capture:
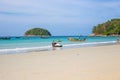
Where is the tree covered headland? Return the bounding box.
[24,28,51,37]
[92,18,120,36]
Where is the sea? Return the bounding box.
[0,36,119,54]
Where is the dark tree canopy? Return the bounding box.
[24,28,51,36]
[92,18,120,36]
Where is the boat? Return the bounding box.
[68,37,86,42]
[52,42,63,47]
[56,39,62,42]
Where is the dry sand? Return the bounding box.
[0,44,120,80]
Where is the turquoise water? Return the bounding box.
[0,36,119,54]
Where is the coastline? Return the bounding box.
[0,40,117,54]
[0,44,120,80]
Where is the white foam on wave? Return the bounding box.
[0,46,51,54]
[63,41,116,47]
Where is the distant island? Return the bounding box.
[92,18,120,36]
[24,28,52,37]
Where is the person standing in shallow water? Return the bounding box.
[52,40,57,50]
[52,41,57,47]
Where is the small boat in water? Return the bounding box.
[52,42,62,47]
[68,37,86,42]
[56,39,62,42]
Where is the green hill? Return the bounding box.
[24,28,51,37]
[92,18,120,36]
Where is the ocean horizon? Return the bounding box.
[0,36,119,54]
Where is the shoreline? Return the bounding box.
[1,43,119,56]
[0,40,117,55]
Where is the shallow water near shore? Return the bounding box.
[0,36,119,54]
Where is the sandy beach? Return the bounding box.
[0,44,120,80]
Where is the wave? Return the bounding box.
[0,46,51,54]
[0,41,116,54]
[63,41,116,47]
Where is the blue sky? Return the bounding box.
[0,0,120,36]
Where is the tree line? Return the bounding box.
[92,18,120,36]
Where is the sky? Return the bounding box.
[0,0,120,36]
